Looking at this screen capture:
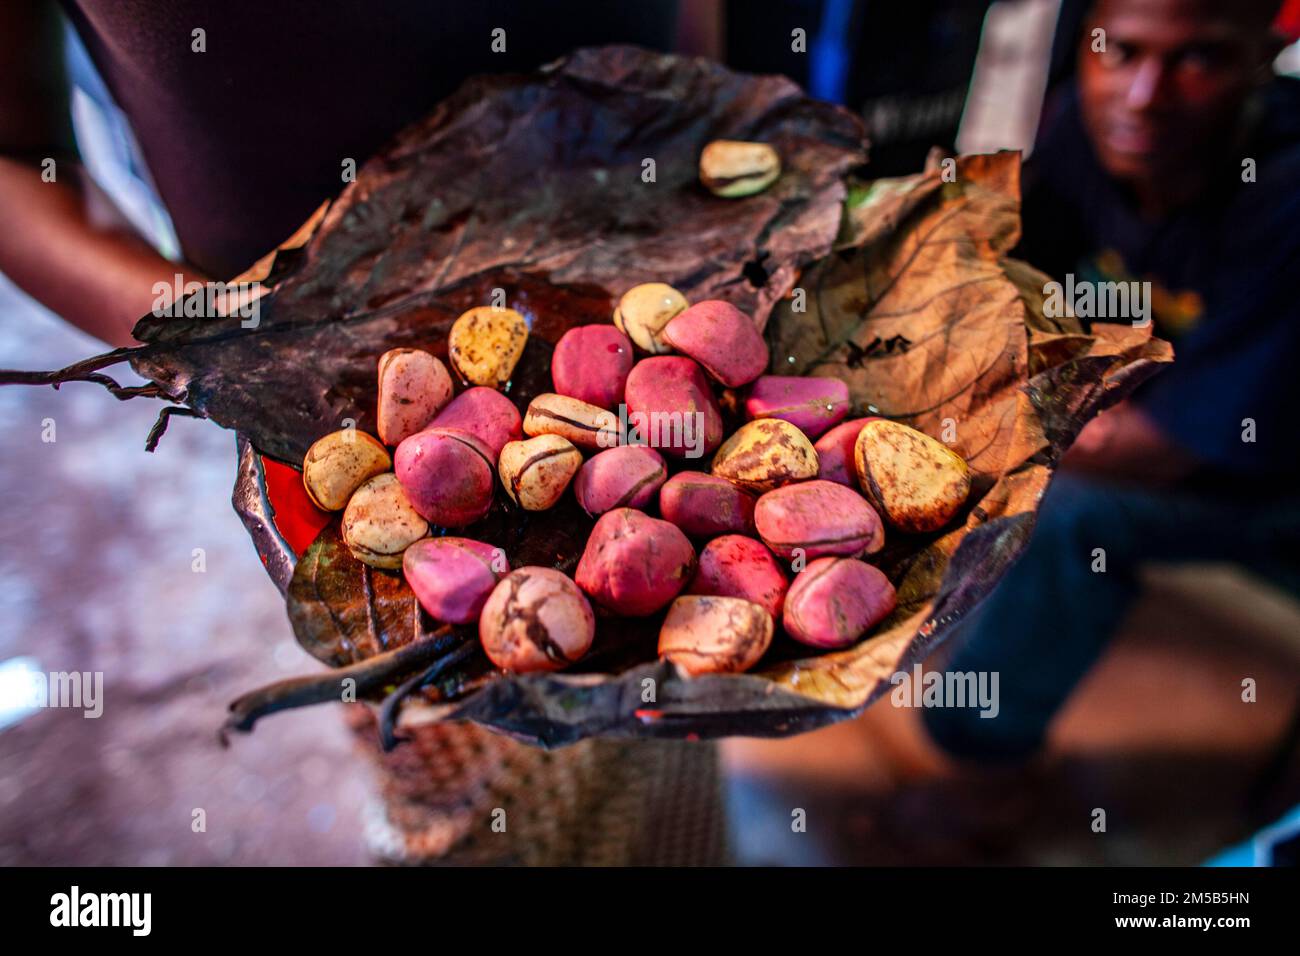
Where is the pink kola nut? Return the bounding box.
[430,386,522,459]
[574,508,696,616]
[687,535,788,618]
[783,557,897,649]
[479,567,596,673]
[403,537,504,625]
[393,426,495,528]
[754,479,885,559]
[573,445,668,517]
[377,349,454,446]
[551,325,635,409]
[623,356,724,458]
[744,375,850,438]
[657,471,756,536]
[814,417,876,486]
[661,300,769,388]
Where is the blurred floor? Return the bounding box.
[0,275,368,865]
[3,276,1299,866]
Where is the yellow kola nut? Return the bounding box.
[854,419,971,533]
[711,418,818,494]
[448,306,528,388]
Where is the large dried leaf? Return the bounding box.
[1,49,1171,745]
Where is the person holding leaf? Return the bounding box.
[924,0,1300,762]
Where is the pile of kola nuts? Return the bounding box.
[300,285,972,680]
[297,141,969,679]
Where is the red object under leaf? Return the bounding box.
[1278,0,1300,41]
[261,456,330,557]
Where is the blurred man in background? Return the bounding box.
[925,0,1300,760]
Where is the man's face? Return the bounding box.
[1078,0,1274,183]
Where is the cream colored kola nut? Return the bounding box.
[479,567,596,673]
[301,428,391,511]
[699,140,781,198]
[498,435,583,511]
[523,393,620,450]
[854,419,972,533]
[613,283,688,354]
[341,473,429,569]
[448,306,528,388]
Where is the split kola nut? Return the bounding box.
[699,140,781,198]
[613,282,688,354]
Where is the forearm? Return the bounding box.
[0,155,205,347]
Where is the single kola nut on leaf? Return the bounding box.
[301,428,391,511]
[687,535,788,619]
[710,418,818,494]
[754,479,885,560]
[854,419,971,533]
[699,140,782,198]
[662,300,769,388]
[814,417,877,487]
[783,557,897,649]
[341,474,429,569]
[403,537,505,625]
[658,596,774,676]
[613,282,688,354]
[479,567,596,674]
[393,426,495,528]
[376,348,453,446]
[623,356,724,458]
[498,435,583,511]
[658,471,757,537]
[447,305,528,388]
[574,508,696,616]
[431,386,521,459]
[523,393,620,451]
[744,375,850,439]
[551,324,634,409]
[573,445,667,517]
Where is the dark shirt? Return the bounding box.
[725,0,992,176]
[1019,76,1300,483]
[60,0,678,279]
